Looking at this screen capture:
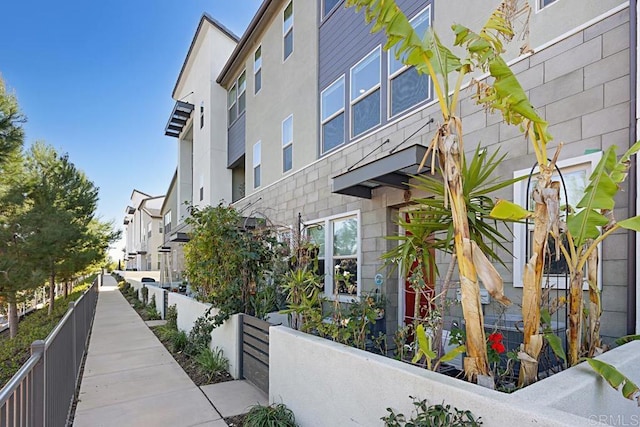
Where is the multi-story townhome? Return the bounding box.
[164,14,238,231]
[217,1,318,204]
[218,0,637,339]
[160,14,239,280]
[123,190,166,271]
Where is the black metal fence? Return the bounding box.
[0,275,99,427]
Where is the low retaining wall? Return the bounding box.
[127,280,166,320]
[270,327,639,426]
[167,293,241,379]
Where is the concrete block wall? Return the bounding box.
[270,326,640,426]
[234,7,632,338]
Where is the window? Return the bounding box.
[157,254,161,270]
[159,222,163,234]
[199,187,204,201]
[200,102,204,129]
[254,46,262,94]
[227,71,246,126]
[147,222,152,238]
[164,211,172,234]
[512,152,603,289]
[306,212,360,300]
[388,6,431,117]
[283,2,293,60]
[253,141,261,188]
[323,0,341,18]
[238,71,246,114]
[538,0,558,10]
[321,76,345,154]
[282,115,293,172]
[227,83,237,124]
[351,47,381,137]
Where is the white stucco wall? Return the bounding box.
[240,0,318,194]
[174,20,236,217]
[167,292,241,379]
[270,327,640,427]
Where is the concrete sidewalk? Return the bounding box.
[74,275,266,427]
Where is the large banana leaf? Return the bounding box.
[586,358,640,406]
[567,142,640,248]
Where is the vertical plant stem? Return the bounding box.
[437,118,488,380]
[587,246,600,357]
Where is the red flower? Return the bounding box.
[488,333,505,354]
[488,333,502,343]
[491,341,506,354]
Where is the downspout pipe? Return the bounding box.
[627,0,638,335]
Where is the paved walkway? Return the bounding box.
[74,275,266,427]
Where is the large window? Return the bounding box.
[227,71,246,125]
[254,46,262,94]
[253,141,261,188]
[388,6,431,117]
[282,115,293,172]
[323,0,342,18]
[283,2,294,60]
[512,152,602,289]
[321,75,345,154]
[306,212,360,300]
[351,47,381,137]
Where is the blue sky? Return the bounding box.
[0,0,262,260]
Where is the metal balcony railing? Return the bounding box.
[0,275,99,426]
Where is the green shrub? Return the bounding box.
[145,295,160,320]
[186,314,214,356]
[172,330,189,353]
[166,305,178,330]
[243,403,297,427]
[382,397,482,427]
[195,347,229,382]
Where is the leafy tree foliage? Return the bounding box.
[184,204,285,326]
[0,76,25,168]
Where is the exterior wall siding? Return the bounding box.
[228,112,246,167]
[318,0,428,150]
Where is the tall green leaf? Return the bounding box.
[586,358,640,406]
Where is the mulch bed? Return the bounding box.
[224,414,247,426]
[149,326,233,386]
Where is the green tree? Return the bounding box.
[0,76,25,167]
[0,75,36,338]
[22,143,99,315]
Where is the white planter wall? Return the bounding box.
[167,292,241,379]
[270,327,640,427]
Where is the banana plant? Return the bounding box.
[492,142,640,365]
[346,0,549,382]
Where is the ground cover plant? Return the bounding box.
[0,275,96,387]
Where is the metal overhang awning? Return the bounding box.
[164,101,194,138]
[158,245,171,253]
[332,144,429,199]
[169,232,190,243]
